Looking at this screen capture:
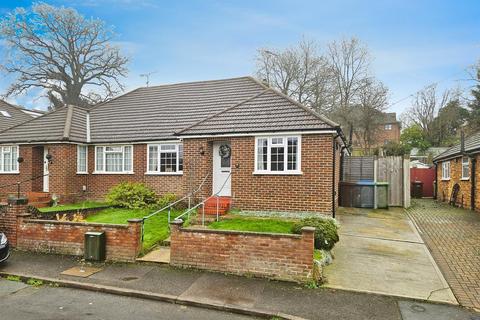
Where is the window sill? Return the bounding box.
[76,172,88,175]
[145,172,183,176]
[460,178,470,181]
[0,171,19,175]
[253,171,303,176]
[92,171,134,175]
[441,178,450,181]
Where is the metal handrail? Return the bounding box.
[176,172,232,225]
[140,172,211,242]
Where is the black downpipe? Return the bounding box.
[471,156,476,211]
[332,134,340,219]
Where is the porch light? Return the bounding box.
[17,157,24,163]
[199,146,205,155]
[46,153,53,164]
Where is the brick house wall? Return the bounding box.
[351,122,401,155]
[169,219,315,283]
[183,133,339,214]
[437,155,480,210]
[1,132,340,214]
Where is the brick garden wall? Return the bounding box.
[169,219,315,283]
[1,201,142,261]
[436,155,480,210]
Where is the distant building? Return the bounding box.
[351,112,401,155]
[410,147,449,166]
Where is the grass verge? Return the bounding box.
[86,207,183,250]
[208,216,295,234]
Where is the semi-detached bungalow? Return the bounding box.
[433,132,480,211]
[0,77,346,215]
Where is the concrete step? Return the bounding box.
[136,247,170,264]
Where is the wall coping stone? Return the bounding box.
[179,226,303,239]
[301,226,316,233]
[22,218,129,229]
[127,218,143,223]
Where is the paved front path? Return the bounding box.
[408,199,480,311]
[324,207,456,304]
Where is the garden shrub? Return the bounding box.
[292,217,339,251]
[157,193,178,208]
[106,182,158,209]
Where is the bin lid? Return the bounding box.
[85,231,104,236]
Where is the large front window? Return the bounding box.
[147,143,183,174]
[95,145,133,173]
[255,136,301,174]
[0,146,19,173]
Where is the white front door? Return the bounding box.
[212,142,231,196]
[43,147,49,192]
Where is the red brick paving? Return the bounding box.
[408,199,480,310]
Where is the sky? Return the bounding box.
[0,0,479,116]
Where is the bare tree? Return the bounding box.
[256,39,333,113]
[327,37,371,130]
[352,79,388,154]
[0,3,128,109]
[404,85,450,138]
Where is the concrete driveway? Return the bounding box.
[324,207,457,304]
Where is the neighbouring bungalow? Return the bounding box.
[0,77,347,216]
[433,132,480,211]
[0,99,43,130]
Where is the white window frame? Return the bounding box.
[254,135,302,175]
[146,143,183,175]
[77,145,88,174]
[441,161,451,180]
[461,157,469,180]
[0,145,19,174]
[93,145,134,174]
[385,124,392,130]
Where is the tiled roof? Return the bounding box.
[381,112,398,124]
[177,88,338,135]
[433,132,480,162]
[0,100,39,131]
[0,105,87,143]
[0,76,340,144]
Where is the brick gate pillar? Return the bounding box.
[0,197,29,247]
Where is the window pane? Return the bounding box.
[77,146,87,172]
[257,139,268,170]
[178,145,183,172]
[160,151,177,172]
[106,152,122,172]
[149,146,159,172]
[11,146,17,171]
[124,146,132,171]
[271,145,284,171]
[96,147,104,171]
[3,148,11,172]
[287,137,298,170]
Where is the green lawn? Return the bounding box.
[208,217,295,234]
[86,207,183,251]
[39,201,107,213]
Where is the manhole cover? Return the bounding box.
[121,276,138,281]
[410,304,426,313]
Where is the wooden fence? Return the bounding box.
[342,156,410,207]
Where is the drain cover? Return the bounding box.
[410,304,426,313]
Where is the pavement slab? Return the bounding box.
[398,300,478,320]
[179,273,266,308]
[137,247,170,264]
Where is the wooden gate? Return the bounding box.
[377,156,409,207]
